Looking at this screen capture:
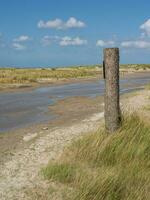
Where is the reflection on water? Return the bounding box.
[0,76,149,132]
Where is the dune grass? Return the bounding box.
[0,66,101,84]
[0,64,150,84]
[42,163,77,184]
[120,64,150,70]
[147,83,150,90]
[42,114,150,200]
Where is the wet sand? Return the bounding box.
[0,70,149,93]
[0,89,149,200]
[0,71,149,164]
[0,71,150,132]
[0,95,104,164]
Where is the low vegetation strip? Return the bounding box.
[43,114,150,200]
[0,64,150,84]
[0,66,100,84]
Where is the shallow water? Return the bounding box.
[0,75,149,132]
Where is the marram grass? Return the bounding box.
[0,67,100,84]
[42,163,76,184]
[0,64,150,84]
[43,114,150,200]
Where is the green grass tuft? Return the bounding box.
[42,163,76,184]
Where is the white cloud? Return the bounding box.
[41,35,60,46]
[38,17,86,29]
[65,17,85,28]
[38,19,63,29]
[12,43,26,50]
[13,35,31,42]
[59,36,87,46]
[121,40,150,48]
[41,35,87,46]
[96,40,115,47]
[140,19,150,36]
[12,35,31,50]
[140,32,146,39]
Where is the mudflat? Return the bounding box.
[0,87,149,199]
[0,71,150,164]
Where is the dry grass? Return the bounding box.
[0,67,101,84]
[42,114,150,200]
[0,64,150,84]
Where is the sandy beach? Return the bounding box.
[0,71,149,199]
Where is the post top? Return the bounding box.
[104,47,119,50]
[103,47,119,54]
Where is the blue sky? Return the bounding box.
[0,0,150,67]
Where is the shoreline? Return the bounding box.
[0,76,99,93]
[0,88,149,199]
[0,95,104,164]
[0,84,149,164]
[0,70,150,93]
[0,71,149,162]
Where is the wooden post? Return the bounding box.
[104,48,121,133]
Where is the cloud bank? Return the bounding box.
[96,40,115,47]
[41,35,87,46]
[140,19,150,37]
[13,35,31,42]
[12,43,26,50]
[121,40,150,48]
[38,17,86,29]
[59,36,87,46]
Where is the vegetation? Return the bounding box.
[0,64,150,84]
[146,83,150,90]
[42,163,76,184]
[42,114,150,200]
[120,64,150,70]
[0,66,100,84]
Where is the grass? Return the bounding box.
[120,64,150,70]
[42,163,77,184]
[42,114,150,200]
[0,64,150,84]
[0,66,101,84]
[146,83,150,90]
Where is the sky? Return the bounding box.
[0,0,150,67]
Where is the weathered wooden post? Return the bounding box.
[103,48,121,133]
